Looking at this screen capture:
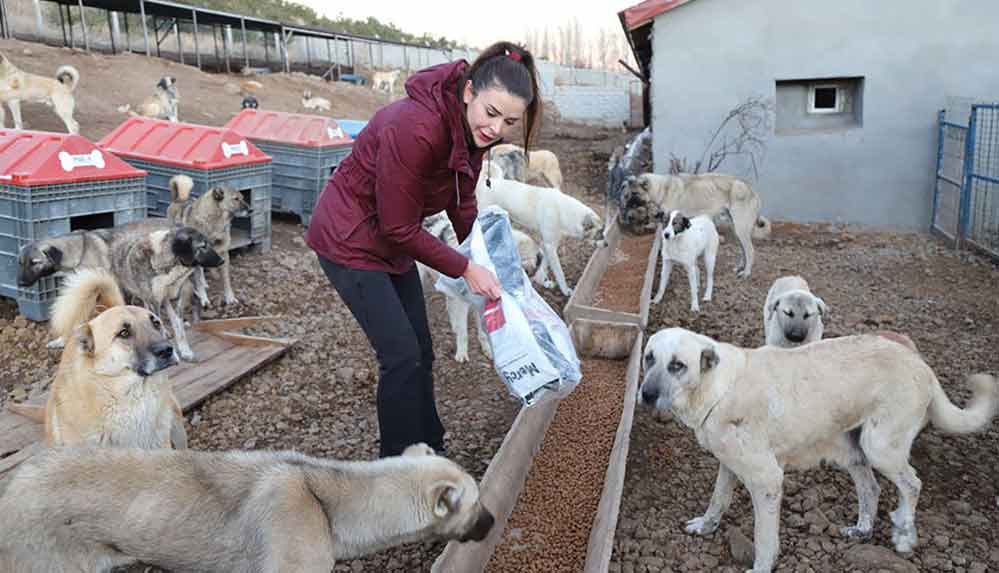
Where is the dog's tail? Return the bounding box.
[169,174,194,203]
[7,402,45,423]
[50,269,126,340]
[928,373,998,435]
[55,65,80,92]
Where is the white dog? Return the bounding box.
[763,276,827,347]
[0,52,80,133]
[639,327,998,573]
[476,174,606,297]
[418,213,541,362]
[652,210,719,312]
[302,90,332,112]
[372,69,402,96]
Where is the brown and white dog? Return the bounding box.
[0,51,80,133]
[7,269,186,449]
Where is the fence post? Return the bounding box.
[76,0,88,51]
[33,0,44,39]
[107,10,116,54]
[139,0,150,56]
[192,9,200,69]
[240,18,248,70]
[930,109,945,232]
[958,106,979,246]
[175,20,182,65]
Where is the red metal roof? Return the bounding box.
[224,110,354,148]
[619,0,697,31]
[96,117,272,171]
[0,129,147,187]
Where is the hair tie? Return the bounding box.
[506,49,522,63]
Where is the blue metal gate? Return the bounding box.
[932,104,999,260]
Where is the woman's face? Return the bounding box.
[463,80,527,148]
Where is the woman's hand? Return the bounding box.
[463,261,502,301]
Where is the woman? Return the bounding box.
[305,41,542,458]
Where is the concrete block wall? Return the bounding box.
[550,86,630,127]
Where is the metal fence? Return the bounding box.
[932,103,999,260]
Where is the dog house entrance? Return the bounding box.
[230,189,254,250]
[70,212,115,232]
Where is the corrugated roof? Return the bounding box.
[0,129,146,186]
[225,110,354,148]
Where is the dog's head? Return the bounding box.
[209,186,251,218]
[78,305,177,378]
[241,95,259,109]
[398,443,495,544]
[659,210,691,240]
[156,76,177,93]
[302,89,312,100]
[639,328,725,426]
[617,173,666,234]
[578,210,608,248]
[171,227,224,268]
[17,240,63,287]
[768,291,827,345]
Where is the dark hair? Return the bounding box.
[463,41,542,153]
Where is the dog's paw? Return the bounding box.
[542,279,556,290]
[178,348,197,362]
[402,443,436,457]
[198,296,212,308]
[46,337,66,349]
[561,287,574,297]
[222,294,240,306]
[840,525,873,539]
[738,269,752,279]
[690,305,701,313]
[454,350,469,363]
[685,515,720,536]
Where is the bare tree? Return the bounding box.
[574,17,585,68]
[668,96,774,179]
[541,26,551,62]
[597,28,611,70]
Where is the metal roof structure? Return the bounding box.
[618,0,698,78]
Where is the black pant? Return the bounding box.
[318,255,445,458]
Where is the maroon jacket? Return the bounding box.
[305,60,488,278]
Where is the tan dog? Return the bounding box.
[639,327,998,573]
[620,172,766,277]
[0,51,80,133]
[6,269,186,450]
[302,89,332,112]
[491,143,564,189]
[167,174,248,307]
[372,69,402,96]
[763,275,827,347]
[0,443,494,572]
[117,76,179,122]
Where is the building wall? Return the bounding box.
[650,0,999,228]
[550,86,631,127]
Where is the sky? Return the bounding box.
[298,0,639,50]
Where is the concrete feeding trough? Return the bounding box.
[433,217,660,573]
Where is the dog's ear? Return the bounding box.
[170,228,197,266]
[639,176,650,190]
[432,481,463,518]
[75,323,95,355]
[767,298,781,321]
[45,246,63,266]
[653,210,666,224]
[679,215,691,232]
[700,347,719,373]
[815,297,828,317]
[402,443,436,457]
[212,187,225,202]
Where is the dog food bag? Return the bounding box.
[436,206,582,406]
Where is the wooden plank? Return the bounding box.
[564,219,621,315]
[638,226,663,329]
[191,316,281,332]
[572,320,640,360]
[212,332,294,348]
[565,304,641,328]
[432,398,561,573]
[584,331,645,573]
[172,341,291,411]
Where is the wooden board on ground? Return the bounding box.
[0,317,294,481]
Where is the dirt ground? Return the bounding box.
[0,37,632,572]
[611,224,999,572]
[3,37,998,573]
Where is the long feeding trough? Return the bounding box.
[434,218,660,573]
[97,117,273,251]
[224,110,354,227]
[0,129,147,321]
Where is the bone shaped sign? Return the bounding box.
[221,140,249,158]
[327,126,346,140]
[58,150,106,172]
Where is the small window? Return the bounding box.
[809,85,841,113]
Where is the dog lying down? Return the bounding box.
[0,443,494,573]
[639,327,997,573]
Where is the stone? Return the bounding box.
[844,545,918,573]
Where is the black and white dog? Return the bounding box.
[652,210,720,313]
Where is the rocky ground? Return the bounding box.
[611,223,999,573]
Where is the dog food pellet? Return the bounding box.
[592,233,655,313]
[486,358,629,573]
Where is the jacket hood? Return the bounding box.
[404,60,477,176]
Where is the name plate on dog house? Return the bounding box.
[96,117,272,171]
